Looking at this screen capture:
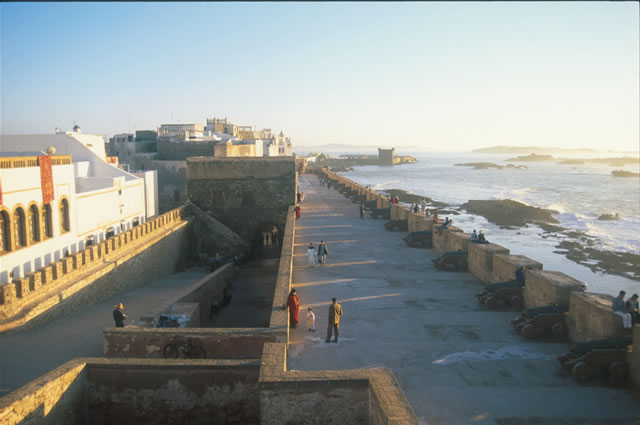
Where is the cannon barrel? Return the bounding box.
[569,336,632,356]
[486,280,525,291]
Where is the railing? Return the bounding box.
[0,155,72,169]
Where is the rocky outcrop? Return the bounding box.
[462,199,558,227]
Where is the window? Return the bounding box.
[42,204,53,239]
[0,211,10,253]
[29,205,40,243]
[59,199,70,233]
[14,207,26,248]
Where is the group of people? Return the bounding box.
[613,290,640,328]
[286,289,343,343]
[296,191,305,203]
[471,229,488,244]
[409,199,428,214]
[306,241,329,268]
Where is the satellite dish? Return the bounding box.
[46,145,57,155]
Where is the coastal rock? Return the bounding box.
[462,199,558,227]
[611,170,640,178]
[386,189,448,207]
[455,162,503,170]
[598,213,620,221]
[505,153,555,162]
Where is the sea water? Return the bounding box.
[338,152,640,296]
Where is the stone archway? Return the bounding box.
[255,222,282,259]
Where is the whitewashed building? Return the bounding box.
[0,128,158,284]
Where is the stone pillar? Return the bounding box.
[523,269,581,308]
[493,255,543,285]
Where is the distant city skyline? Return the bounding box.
[1,2,638,152]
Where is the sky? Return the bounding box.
[1,2,638,152]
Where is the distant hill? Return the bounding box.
[473,146,601,155]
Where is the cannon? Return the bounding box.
[510,304,569,339]
[432,250,468,271]
[476,280,524,310]
[370,207,391,219]
[364,200,378,211]
[403,230,433,248]
[557,336,632,384]
[350,194,366,203]
[384,219,408,231]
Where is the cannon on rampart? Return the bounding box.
[432,250,468,271]
[476,280,524,310]
[511,304,569,339]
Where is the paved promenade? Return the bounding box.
[0,268,208,396]
[289,174,639,425]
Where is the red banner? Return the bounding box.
[39,156,54,204]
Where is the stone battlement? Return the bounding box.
[0,208,185,332]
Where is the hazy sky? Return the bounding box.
[1,2,638,151]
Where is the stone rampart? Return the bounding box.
[493,254,543,283]
[269,206,295,342]
[467,242,510,284]
[0,208,188,332]
[259,342,420,425]
[432,226,462,253]
[408,212,430,232]
[187,157,296,247]
[523,269,581,309]
[567,292,630,342]
[448,231,472,253]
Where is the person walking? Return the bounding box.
[359,204,364,219]
[300,192,305,203]
[326,297,343,343]
[286,289,301,328]
[318,241,329,268]
[306,307,316,332]
[113,303,127,327]
[306,243,316,267]
[295,205,301,220]
[297,192,301,203]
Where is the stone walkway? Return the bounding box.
[0,268,207,396]
[289,174,640,425]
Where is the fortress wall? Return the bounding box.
[567,292,629,343]
[259,342,419,425]
[444,228,464,252]
[468,243,510,284]
[432,226,458,253]
[493,254,543,284]
[0,359,88,425]
[269,206,295,343]
[0,209,188,330]
[448,231,472,253]
[408,212,430,232]
[523,269,581,309]
[187,157,296,245]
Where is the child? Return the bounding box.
[306,307,316,332]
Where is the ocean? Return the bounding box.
[335,152,640,297]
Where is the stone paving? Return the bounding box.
[288,174,640,425]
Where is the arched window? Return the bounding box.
[0,211,10,253]
[42,204,53,239]
[29,205,40,243]
[14,208,26,248]
[59,199,70,233]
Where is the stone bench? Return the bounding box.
[493,255,543,285]
[523,269,581,309]
[468,242,510,284]
[567,292,631,343]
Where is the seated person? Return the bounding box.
[515,266,526,282]
[477,230,488,244]
[471,229,477,242]
[625,293,640,325]
[612,290,633,328]
[425,208,431,218]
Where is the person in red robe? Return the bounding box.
[287,289,300,328]
[295,205,301,220]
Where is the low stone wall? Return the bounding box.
[523,270,581,309]
[448,231,472,253]
[567,292,630,343]
[467,243,510,284]
[0,208,185,325]
[432,226,462,253]
[269,206,295,343]
[408,212,431,232]
[104,327,282,359]
[259,342,419,425]
[493,254,543,284]
[0,359,88,425]
[137,263,236,327]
